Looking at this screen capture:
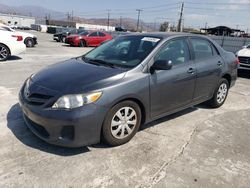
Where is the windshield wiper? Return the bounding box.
[86,58,117,68]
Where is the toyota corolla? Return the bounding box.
[19,33,238,147]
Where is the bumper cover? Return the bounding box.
[19,91,107,148]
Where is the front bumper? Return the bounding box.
[19,90,107,148]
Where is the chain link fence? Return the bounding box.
[209,36,250,53]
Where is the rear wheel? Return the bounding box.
[25,38,34,47]
[0,44,10,61]
[79,40,86,47]
[207,78,229,108]
[102,101,141,146]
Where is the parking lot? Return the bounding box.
[1,31,250,188]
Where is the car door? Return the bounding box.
[98,32,107,44]
[189,37,224,101]
[150,37,196,118]
[87,32,99,46]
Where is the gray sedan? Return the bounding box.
[19,33,238,147]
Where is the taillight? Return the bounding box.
[12,35,23,41]
[235,57,240,65]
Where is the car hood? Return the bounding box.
[30,58,127,94]
[238,48,250,57]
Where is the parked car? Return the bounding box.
[0,30,26,61]
[115,26,127,32]
[65,31,112,47]
[236,44,250,70]
[53,28,85,42]
[0,24,37,47]
[19,33,238,147]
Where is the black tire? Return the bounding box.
[207,78,229,108]
[102,101,142,146]
[60,36,66,43]
[79,40,86,47]
[0,44,10,61]
[25,38,34,47]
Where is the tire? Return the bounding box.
[207,78,229,108]
[102,101,142,146]
[25,38,34,47]
[0,44,10,61]
[60,36,66,43]
[79,40,86,47]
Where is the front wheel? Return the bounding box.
[102,101,141,146]
[0,44,10,61]
[79,40,86,47]
[25,38,34,47]
[207,78,229,108]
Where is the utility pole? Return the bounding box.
[67,12,70,27]
[177,2,184,32]
[107,9,111,32]
[136,9,142,32]
[120,16,122,27]
[71,10,74,22]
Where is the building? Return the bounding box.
[46,19,115,31]
[0,13,35,27]
[201,26,244,36]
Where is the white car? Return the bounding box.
[237,44,250,70]
[0,30,26,61]
[0,24,37,47]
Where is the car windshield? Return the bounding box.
[247,44,250,49]
[84,35,162,68]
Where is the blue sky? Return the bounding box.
[1,0,250,31]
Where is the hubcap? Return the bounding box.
[0,46,8,60]
[111,107,137,139]
[217,83,228,104]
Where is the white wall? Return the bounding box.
[76,23,115,31]
[0,14,35,27]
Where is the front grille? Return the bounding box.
[24,115,49,138]
[239,56,250,65]
[22,87,54,106]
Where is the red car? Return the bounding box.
[65,31,112,47]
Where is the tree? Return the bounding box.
[159,22,169,32]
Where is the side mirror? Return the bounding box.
[151,60,173,72]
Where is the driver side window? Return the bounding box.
[155,38,190,66]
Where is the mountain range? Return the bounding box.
[0,4,158,31]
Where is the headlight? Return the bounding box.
[52,92,102,109]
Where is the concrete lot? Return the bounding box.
[0,31,250,188]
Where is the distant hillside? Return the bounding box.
[0,4,155,31]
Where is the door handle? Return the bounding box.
[217,61,223,66]
[187,68,195,74]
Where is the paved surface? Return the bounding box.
[0,31,250,188]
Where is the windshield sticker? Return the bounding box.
[141,37,160,43]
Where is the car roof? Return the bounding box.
[124,32,207,39]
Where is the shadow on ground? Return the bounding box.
[7,103,90,156]
[5,56,22,61]
[8,103,201,152]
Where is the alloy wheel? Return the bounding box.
[111,107,137,139]
[0,45,9,61]
[217,83,228,104]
